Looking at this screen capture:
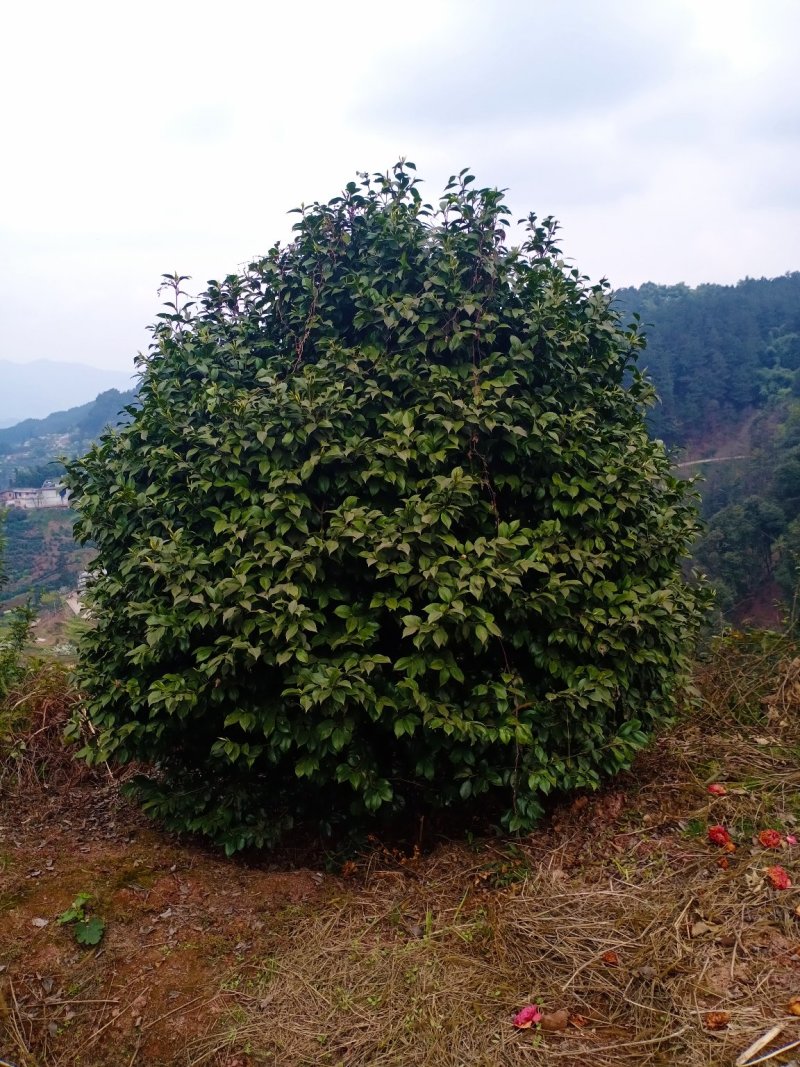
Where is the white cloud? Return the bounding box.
[0,0,798,369]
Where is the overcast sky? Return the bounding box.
[1,0,798,373]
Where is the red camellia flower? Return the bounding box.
[707,784,727,796]
[513,1004,543,1029]
[765,865,792,890]
[708,825,732,847]
[758,829,782,849]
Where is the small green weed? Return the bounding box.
[683,818,705,838]
[57,891,106,946]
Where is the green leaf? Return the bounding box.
[57,892,92,925]
[74,916,106,946]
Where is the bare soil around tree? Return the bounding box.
[4,636,800,1066]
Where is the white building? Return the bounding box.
[0,483,70,509]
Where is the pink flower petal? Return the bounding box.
[707,784,727,796]
[513,1004,543,1029]
[786,835,797,846]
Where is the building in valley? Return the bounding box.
[0,482,70,509]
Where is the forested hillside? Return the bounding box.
[618,274,800,623]
[0,508,94,605]
[0,388,135,604]
[616,274,800,446]
[0,387,137,490]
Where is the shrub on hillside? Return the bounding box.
[66,164,708,852]
[0,513,34,701]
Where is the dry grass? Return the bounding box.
[0,660,82,791]
[5,632,800,1066]
[186,848,800,1066]
[188,633,800,1067]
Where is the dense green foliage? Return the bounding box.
[615,276,800,622]
[0,605,33,701]
[616,275,800,445]
[9,459,65,489]
[67,164,707,852]
[690,405,800,616]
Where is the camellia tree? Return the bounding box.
[67,163,708,853]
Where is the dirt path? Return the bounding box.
[675,454,749,468]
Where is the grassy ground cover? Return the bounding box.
[3,634,800,1065]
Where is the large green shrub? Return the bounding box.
[67,164,707,852]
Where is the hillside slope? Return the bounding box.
[0,388,137,492]
[618,275,800,624]
[0,388,135,604]
[616,274,800,447]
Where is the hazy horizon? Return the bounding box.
[0,359,135,425]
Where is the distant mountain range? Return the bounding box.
[0,387,138,495]
[0,387,137,452]
[0,360,135,426]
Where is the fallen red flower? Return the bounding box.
[765,865,792,890]
[513,1004,542,1029]
[708,825,732,847]
[704,1010,731,1031]
[707,784,727,796]
[758,829,782,849]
